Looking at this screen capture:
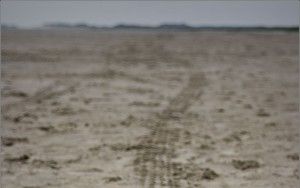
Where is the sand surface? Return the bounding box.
[1,29,299,188]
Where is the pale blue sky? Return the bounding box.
[1,1,299,28]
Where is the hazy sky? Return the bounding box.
[1,1,299,28]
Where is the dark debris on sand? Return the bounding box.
[201,168,219,180]
[104,176,122,183]
[5,154,30,163]
[287,153,299,161]
[232,159,260,170]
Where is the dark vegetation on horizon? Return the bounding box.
[2,23,299,31]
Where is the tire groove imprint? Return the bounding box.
[134,72,206,188]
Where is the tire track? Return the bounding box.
[2,81,77,112]
[134,72,206,188]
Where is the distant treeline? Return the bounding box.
[111,24,299,32]
[1,24,19,29]
[44,23,99,29]
[2,23,299,32]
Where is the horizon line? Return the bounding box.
[2,22,299,30]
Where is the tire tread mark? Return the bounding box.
[134,72,206,188]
